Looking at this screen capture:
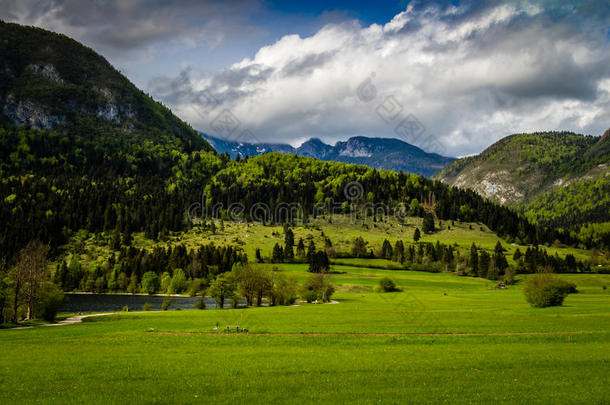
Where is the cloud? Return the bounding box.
[0,0,264,58]
[153,0,610,156]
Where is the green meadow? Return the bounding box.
[65,216,605,272]
[1,267,609,404]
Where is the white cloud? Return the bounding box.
[152,1,610,156]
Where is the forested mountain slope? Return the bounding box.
[436,131,610,227]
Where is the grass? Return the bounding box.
[61,215,605,272]
[1,268,609,403]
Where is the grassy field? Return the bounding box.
[62,215,606,271]
[1,267,609,404]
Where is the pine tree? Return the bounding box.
[413,228,421,242]
[255,248,263,263]
[296,238,306,257]
[381,239,393,260]
[272,243,284,263]
[470,243,479,276]
[284,227,294,260]
[422,213,435,233]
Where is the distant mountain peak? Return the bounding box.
[201,133,455,177]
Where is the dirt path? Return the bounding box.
[2,313,113,330]
[147,330,604,337]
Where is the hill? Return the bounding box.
[0,21,215,260]
[436,131,610,226]
[0,21,213,153]
[202,133,455,177]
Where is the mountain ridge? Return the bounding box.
[201,133,455,177]
[436,130,610,227]
[0,21,213,153]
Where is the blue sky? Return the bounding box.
[2,0,609,156]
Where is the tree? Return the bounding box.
[0,274,8,324]
[111,228,121,251]
[422,213,435,233]
[168,269,188,294]
[271,275,298,305]
[140,272,160,294]
[408,198,420,216]
[478,250,490,278]
[208,273,237,309]
[255,248,263,263]
[493,242,508,275]
[34,282,66,322]
[296,238,306,257]
[524,273,577,308]
[470,243,479,276]
[160,272,172,293]
[308,251,330,273]
[53,260,68,289]
[381,239,393,260]
[306,240,316,259]
[11,241,50,321]
[379,277,398,292]
[235,264,272,306]
[272,243,284,263]
[413,228,421,242]
[284,227,294,260]
[117,272,129,291]
[393,240,405,263]
[301,273,335,303]
[351,237,367,257]
[127,272,139,294]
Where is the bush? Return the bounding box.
[302,290,318,303]
[35,282,66,322]
[524,274,577,308]
[161,297,174,311]
[301,274,335,302]
[122,306,129,312]
[142,303,152,311]
[379,277,398,292]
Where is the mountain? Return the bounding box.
[202,134,295,158]
[436,130,610,227]
[0,21,215,259]
[0,21,212,153]
[201,133,455,177]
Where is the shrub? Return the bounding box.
[161,297,174,311]
[35,282,66,322]
[142,303,152,311]
[301,274,335,302]
[302,290,318,303]
[122,306,129,312]
[379,277,398,292]
[524,274,577,308]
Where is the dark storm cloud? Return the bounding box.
[0,0,263,52]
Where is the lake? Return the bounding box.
[60,293,237,313]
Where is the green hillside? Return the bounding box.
[436,131,610,227]
[0,21,212,153]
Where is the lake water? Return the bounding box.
[60,293,234,313]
